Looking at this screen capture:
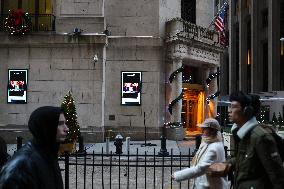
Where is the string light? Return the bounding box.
[5,9,32,35]
[164,122,185,128]
[61,91,80,143]
[206,91,220,103]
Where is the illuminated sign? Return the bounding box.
[121,71,141,105]
[7,69,28,104]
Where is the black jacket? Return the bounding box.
[0,136,10,171]
[0,106,64,189]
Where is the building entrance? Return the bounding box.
[182,84,204,136]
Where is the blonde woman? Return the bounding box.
[172,118,228,189]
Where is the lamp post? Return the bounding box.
[281,38,284,56]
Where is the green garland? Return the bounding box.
[167,66,184,128]
[206,71,220,86]
[164,121,184,129]
[169,66,184,83]
[206,91,220,103]
[206,71,220,103]
[168,90,183,114]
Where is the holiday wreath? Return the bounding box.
[5,9,32,35]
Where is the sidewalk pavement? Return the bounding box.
[7,139,196,157]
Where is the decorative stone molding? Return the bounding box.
[169,44,188,60]
[187,47,220,65]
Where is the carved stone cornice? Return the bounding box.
[167,43,220,66]
[165,18,220,47]
[187,47,220,66]
[168,44,188,61]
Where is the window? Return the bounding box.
[181,0,196,23]
[262,41,268,91]
[0,0,54,31]
[262,9,268,28]
[0,0,52,14]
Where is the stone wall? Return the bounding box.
[55,0,104,33]
[0,34,106,142]
[105,0,159,36]
[196,0,214,28]
[104,37,165,140]
[159,0,181,37]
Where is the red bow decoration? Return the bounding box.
[11,9,24,26]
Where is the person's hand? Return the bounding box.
[207,162,231,177]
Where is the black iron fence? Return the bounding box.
[59,147,235,189]
[59,148,193,189]
[0,14,55,32]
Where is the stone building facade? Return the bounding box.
[0,0,224,143]
[218,0,284,122]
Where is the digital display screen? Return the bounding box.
[121,72,141,105]
[7,69,28,104]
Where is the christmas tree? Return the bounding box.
[61,91,80,143]
[272,112,278,125]
[278,112,284,129]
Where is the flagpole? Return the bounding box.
[203,0,228,36]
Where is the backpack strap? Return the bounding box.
[252,124,284,162]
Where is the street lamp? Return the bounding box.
[280,38,284,56]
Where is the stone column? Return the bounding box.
[239,0,247,92]
[207,67,218,118]
[171,57,183,123]
[228,0,237,94]
[251,0,260,93]
[268,0,280,91]
[219,51,228,95]
[168,43,187,140]
[169,43,187,124]
[204,68,210,118]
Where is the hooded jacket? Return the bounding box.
[0,106,64,189]
[0,136,10,171]
[229,117,284,189]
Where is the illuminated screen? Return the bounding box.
[121,72,141,105]
[7,69,28,104]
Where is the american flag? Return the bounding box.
[214,2,228,32]
[214,2,228,46]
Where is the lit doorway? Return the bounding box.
[182,84,204,136]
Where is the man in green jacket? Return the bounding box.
[228,91,284,189]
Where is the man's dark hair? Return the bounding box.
[229,91,261,116]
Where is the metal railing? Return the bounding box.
[59,148,193,189]
[0,14,55,32]
[59,146,235,189]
